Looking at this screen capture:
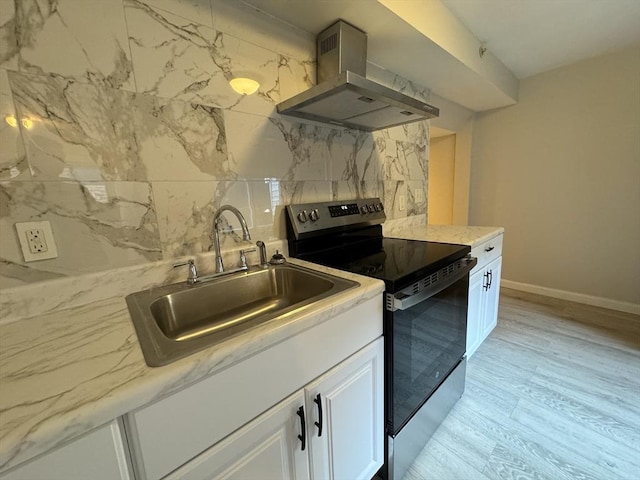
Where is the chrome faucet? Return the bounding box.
[212,205,252,273]
[256,240,268,267]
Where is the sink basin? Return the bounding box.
[126,263,359,366]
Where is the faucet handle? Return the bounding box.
[173,259,198,285]
[239,247,257,269]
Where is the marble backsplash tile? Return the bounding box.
[0,0,430,288]
[152,179,277,258]
[125,0,279,116]
[139,0,215,27]
[225,111,330,181]
[10,71,228,182]
[0,0,135,91]
[0,69,28,180]
[0,180,162,288]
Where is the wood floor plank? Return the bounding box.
[403,289,640,480]
[425,406,498,472]
[510,399,640,479]
[449,400,617,480]
[404,437,493,480]
[531,364,640,426]
[483,443,559,480]
[529,369,640,435]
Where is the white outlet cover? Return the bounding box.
[398,195,406,211]
[15,221,59,262]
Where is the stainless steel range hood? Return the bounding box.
[277,21,439,131]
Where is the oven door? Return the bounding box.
[386,256,476,435]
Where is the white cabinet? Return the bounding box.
[467,235,503,357]
[165,391,310,480]
[163,338,384,480]
[126,295,383,480]
[305,337,383,480]
[0,420,133,480]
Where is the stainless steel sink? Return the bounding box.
[126,263,359,366]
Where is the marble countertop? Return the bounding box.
[0,256,384,473]
[383,220,504,248]
[0,224,504,472]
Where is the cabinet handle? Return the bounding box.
[313,393,323,437]
[483,272,489,291]
[485,246,495,252]
[297,406,306,451]
[488,269,493,289]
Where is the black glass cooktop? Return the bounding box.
[301,236,470,292]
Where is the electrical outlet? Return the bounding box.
[15,221,59,262]
[26,228,48,253]
[398,195,406,211]
[415,188,424,203]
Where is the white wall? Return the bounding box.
[470,46,640,307]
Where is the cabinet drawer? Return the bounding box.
[470,234,503,275]
[126,296,382,480]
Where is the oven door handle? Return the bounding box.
[390,256,477,311]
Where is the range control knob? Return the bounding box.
[309,209,319,222]
[375,203,383,212]
[378,203,384,211]
[361,205,369,214]
[297,210,308,223]
[369,203,376,212]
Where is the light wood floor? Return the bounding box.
[404,288,640,480]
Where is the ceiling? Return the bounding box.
[441,0,640,79]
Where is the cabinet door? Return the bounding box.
[164,391,309,480]
[0,420,132,480]
[466,268,485,357]
[482,256,502,339]
[305,338,384,480]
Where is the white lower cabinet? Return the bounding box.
[0,420,133,480]
[163,338,384,480]
[306,337,384,480]
[165,391,309,480]
[467,234,503,357]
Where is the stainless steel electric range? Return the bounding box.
[286,198,476,480]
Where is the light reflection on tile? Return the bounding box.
[0,69,28,180]
[125,0,279,116]
[9,71,228,182]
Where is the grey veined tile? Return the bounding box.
[137,0,214,28]
[9,71,228,182]
[0,0,135,91]
[0,181,162,288]
[330,129,383,185]
[0,69,28,180]
[382,140,427,182]
[152,180,283,259]
[225,111,332,181]
[125,0,279,116]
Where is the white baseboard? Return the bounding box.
[501,280,640,316]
